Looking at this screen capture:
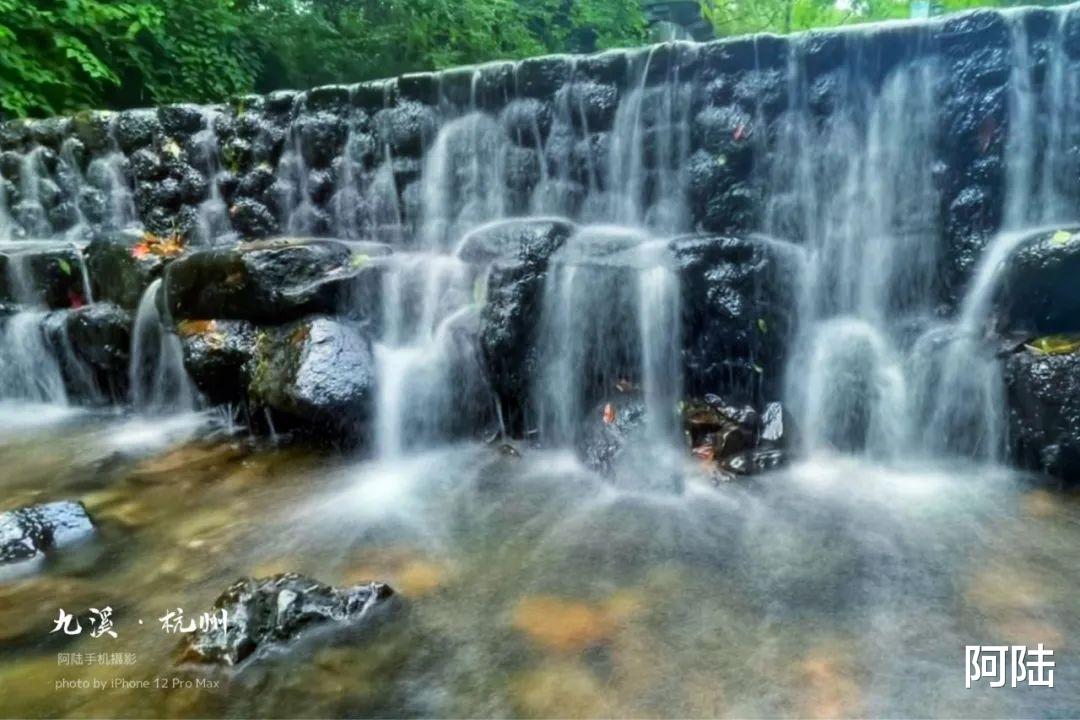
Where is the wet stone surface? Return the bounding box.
[0,500,94,566]
[177,573,395,666]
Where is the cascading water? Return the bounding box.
[129,278,198,414]
[534,226,681,445]
[0,311,69,405]
[86,119,138,233]
[192,108,234,244]
[354,51,698,461]
[769,47,949,459]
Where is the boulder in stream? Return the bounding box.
[43,303,132,401]
[577,394,649,477]
[177,573,395,666]
[165,237,360,323]
[0,501,94,567]
[178,319,257,405]
[85,230,167,310]
[246,316,375,435]
[0,243,87,309]
[477,219,575,432]
[673,234,798,402]
[1005,340,1080,485]
[996,226,1080,336]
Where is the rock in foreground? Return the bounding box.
[1005,341,1080,485]
[177,573,395,666]
[0,501,94,566]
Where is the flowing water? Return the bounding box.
[128,279,199,414]
[2,8,1080,718]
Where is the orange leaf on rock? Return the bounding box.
[602,403,616,425]
[177,320,218,337]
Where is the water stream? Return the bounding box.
[1,7,1079,718]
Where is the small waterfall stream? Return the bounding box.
[128,279,198,414]
[3,9,1080,718]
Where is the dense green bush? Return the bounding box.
[0,0,644,118]
[2,0,1076,118]
[700,0,1075,36]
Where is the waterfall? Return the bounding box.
[373,253,474,457]
[15,148,51,238]
[88,119,138,232]
[419,112,508,250]
[0,312,69,404]
[773,48,945,459]
[0,5,1076,472]
[534,226,681,445]
[275,97,319,236]
[129,279,198,413]
[192,107,234,244]
[1003,11,1080,229]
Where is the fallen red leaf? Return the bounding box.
[602,403,616,425]
[68,290,85,309]
[733,123,749,141]
[692,444,715,462]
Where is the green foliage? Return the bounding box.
[699,0,1077,37]
[0,0,258,117]
[4,0,1075,118]
[248,0,647,93]
[0,0,645,118]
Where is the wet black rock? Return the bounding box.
[85,231,164,309]
[458,217,574,264]
[165,238,354,323]
[578,395,648,476]
[555,82,619,131]
[0,243,87,309]
[247,316,375,434]
[69,111,115,153]
[1005,344,1080,485]
[158,104,206,136]
[54,303,132,398]
[516,56,572,98]
[115,109,163,153]
[478,220,576,430]
[177,573,394,666]
[502,99,554,142]
[672,234,798,401]
[373,102,437,156]
[0,501,94,566]
[304,85,352,113]
[718,447,788,479]
[179,319,257,406]
[398,72,440,104]
[229,197,279,240]
[684,397,754,460]
[687,150,758,234]
[294,112,348,168]
[129,147,166,182]
[996,227,1080,335]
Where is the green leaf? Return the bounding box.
[756,318,768,334]
[350,253,370,269]
[57,258,72,276]
[1025,335,1080,356]
[1051,230,1073,246]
